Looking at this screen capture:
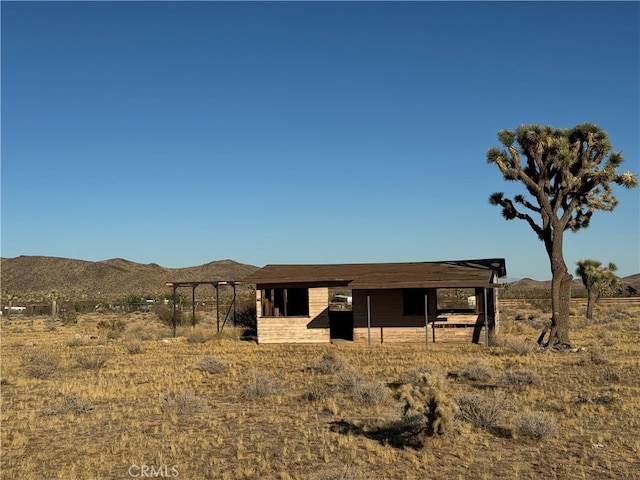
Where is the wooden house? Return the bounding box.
[242,259,506,345]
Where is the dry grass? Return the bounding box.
[1,303,640,479]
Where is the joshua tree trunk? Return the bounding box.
[538,227,573,348]
[585,289,596,320]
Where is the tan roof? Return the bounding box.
[242,259,506,289]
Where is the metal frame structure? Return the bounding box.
[165,281,241,337]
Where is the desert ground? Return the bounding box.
[1,301,639,480]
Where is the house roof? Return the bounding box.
[242,258,506,289]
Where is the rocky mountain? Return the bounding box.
[0,256,259,303]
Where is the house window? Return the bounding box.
[403,288,427,316]
[262,288,309,316]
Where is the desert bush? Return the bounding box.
[309,350,347,374]
[601,369,621,383]
[456,390,513,429]
[67,335,90,347]
[214,325,245,341]
[21,348,59,379]
[497,369,537,388]
[304,383,329,405]
[161,390,206,415]
[60,310,79,326]
[185,326,214,344]
[125,324,154,341]
[501,336,538,356]
[76,353,108,370]
[97,317,126,339]
[43,319,57,332]
[514,411,557,440]
[333,368,364,393]
[152,304,175,326]
[242,371,282,399]
[397,377,458,438]
[460,359,494,382]
[575,394,616,405]
[43,394,92,416]
[350,379,388,406]
[196,356,229,374]
[402,363,446,385]
[125,341,144,355]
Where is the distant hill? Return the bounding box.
[503,274,640,298]
[1,256,637,304]
[0,256,259,303]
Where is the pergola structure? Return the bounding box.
[165,281,241,337]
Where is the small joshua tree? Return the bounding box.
[575,259,619,320]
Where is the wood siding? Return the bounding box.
[256,287,330,343]
[352,289,494,344]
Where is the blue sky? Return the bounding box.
[1,1,639,280]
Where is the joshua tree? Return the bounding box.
[48,290,60,320]
[575,259,619,320]
[4,291,20,319]
[487,123,637,348]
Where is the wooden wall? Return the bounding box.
[352,289,494,344]
[256,287,330,343]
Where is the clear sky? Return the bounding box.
[1,1,639,280]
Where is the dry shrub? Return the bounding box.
[304,383,329,405]
[161,390,206,415]
[21,348,59,379]
[334,369,363,392]
[514,411,557,440]
[588,347,607,365]
[60,310,79,326]
[497,368,537,388]
[43,394,92,416]
[67,335,90,347]
[602,369,621,383]
[309,350,347,374]
[456,390,513,429]
[575,394,616,405]
[43,319,57,332]
[185,326,214,344]
[97,317,126,339]
[242,371,282,399]
[125,341,144,355]
[402,363,446,385]
[460,359,494,382]
[214,325,245,341]
[196,356,229,374]
[76,353,108,370]
[501,336,538,356]
[350,379,388,406]
[125,324,155,341]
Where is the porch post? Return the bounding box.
[216,284,220,332]
[191,284,197,328]
[483,288,489,346]
[424,292,429,346]
[172,285,177,337]
[366,291,371,346]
